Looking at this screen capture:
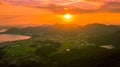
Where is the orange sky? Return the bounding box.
[0,0,120,26]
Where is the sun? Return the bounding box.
[64,14,72,19]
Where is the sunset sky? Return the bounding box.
[0,0,120,26]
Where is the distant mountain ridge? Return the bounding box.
[3,23,120,37]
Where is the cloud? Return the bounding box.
[47,1,120,14]
[86,0,120,2]
[72,1,120,13]
[0,3,53,15]
[1,0,120,14]
[0,1,58,26]
[0,1,10,5]
[2,0,53,6]
[99,2,120,12]
[0,0,120,26]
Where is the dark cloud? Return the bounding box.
[86,0,120,2]
[86,0,104,2]
[99,2,120,12]
[51,1,120,14]
[1,0,120,14]
[36,1,120,14]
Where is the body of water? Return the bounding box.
[0,34,31,43]
[0,29,7,32]
[100,45,114,49]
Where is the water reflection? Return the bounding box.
[0,29,7,32]
[0,34,31,43]
[100,45,114,49]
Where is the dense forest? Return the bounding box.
[0,23,120,67]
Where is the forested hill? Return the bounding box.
[1,23,120,67]
[3,23,120,37]
[88,29,120,47]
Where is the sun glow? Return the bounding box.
[60,13,74,23]
[64,14,72,19]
